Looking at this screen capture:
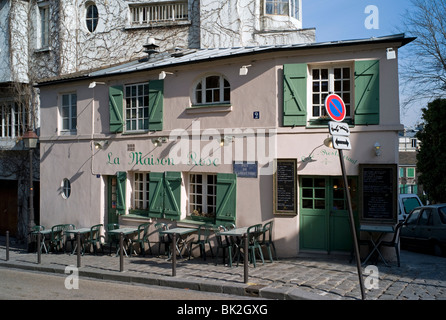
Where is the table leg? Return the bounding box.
[362,232,387,266]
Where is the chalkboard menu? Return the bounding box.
[274,159,297,215]
[359,164,397,224]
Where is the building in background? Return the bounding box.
[0,0,313,238]
[398,126,423,197]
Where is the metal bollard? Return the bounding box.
[119,232,124,272]
[172,233,176,277]
[243,233,248,284]
[37,232,41,264]
[6,231,9,261]
[76,232,81,268]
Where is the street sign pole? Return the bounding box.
[325,94,365,300]
[339,149,366,300]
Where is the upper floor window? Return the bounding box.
[60,93,77,133]
[310,65,352,121]
[38,4,50,48]
[194,75,230,105]
[0,102,28,138]
[86,3,99,32]
[129,1,189,26]
[125,83,149,131]
[265,0,300,19]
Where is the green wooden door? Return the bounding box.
[300,177,328,251]
[300,176,358,253]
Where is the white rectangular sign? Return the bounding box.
[329,121,350,136]
[332,135,351,150]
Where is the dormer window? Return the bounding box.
[194,75,230,105]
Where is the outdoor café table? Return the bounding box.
[107,227,138,257]
[219,227,248,237]
[65,228,91,255]
[31,229,52,253]
[360,224,395,267]
[159,227,197,259]
[219,227,249,264]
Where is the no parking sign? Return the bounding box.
[325,94,346,122]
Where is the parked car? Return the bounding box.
[400,204,446,256]
[398,193,423,221]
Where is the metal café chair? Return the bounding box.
[237,224,264,268]
[133,222,153,256]
[155,223,172,258]
[188,223,214,261]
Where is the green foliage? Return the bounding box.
[416,98,446,203]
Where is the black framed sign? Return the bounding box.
[273,159,297,215]
[359,164,397,224]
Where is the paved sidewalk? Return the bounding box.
[1,237,445,300]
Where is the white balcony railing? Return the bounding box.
[129,2,189,25]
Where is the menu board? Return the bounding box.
[359,164,397,224]
[274,159,297,215]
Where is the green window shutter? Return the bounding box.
[109,85,124,133]
[354,60,379,125]
[407,168,415,178]
[283,64,307,127]
[163,172,182,220]
[216,173,237,225]
[148,80,163,131]
[148,172,164,218]
[116,171,126,215]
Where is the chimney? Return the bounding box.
[143,37,159,59]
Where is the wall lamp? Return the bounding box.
[152,137,168,147]
[220,136,234,147]
[324,136,333,148]
[386,48,396,60]
[159,71,174,80]
[94,140,109,149]
[374,142,382,156]
[239,65,251,76]
[88,81,106,89]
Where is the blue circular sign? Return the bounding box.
[325,94,346,122]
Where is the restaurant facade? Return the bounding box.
[37,34,414,257]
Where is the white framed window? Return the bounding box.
[265,0,300,19]
[133,172,150,210]
[189,173,216,215]
[86,2,99,32]
[61,178,71,199]
[194,75,230,105]
[37,3,50,49]
[309,64,352,120]
[0,102,28,138]
[265,0,289,15]
[125,83,149,131]
[60,93,77,133]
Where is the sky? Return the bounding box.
[303,0,422,127]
